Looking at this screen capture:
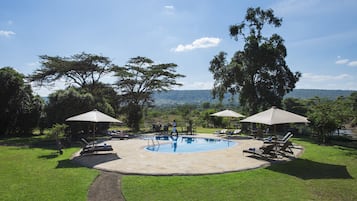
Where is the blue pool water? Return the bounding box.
[146,136,236,153]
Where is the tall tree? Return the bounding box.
[0,67,43,136]
[209,7,301,114]
[29,52,117,94]
[29,52,120,118]
[114,56,185,131]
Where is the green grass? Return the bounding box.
[1,136,357,201]
[195,127,219,134]
[122,138,357,201]
[0,139,98,201]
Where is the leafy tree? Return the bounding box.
[44,87,96,126]
[29,52,117,94]
[0,67,43,136]
[29,52,121,123]
[283,98,308,116]
[45,87,115,125]
[209,7,301,114]
[307,97,352,144]
[44,87,116,139]
[114,56,185,131]
[348,92,357,126]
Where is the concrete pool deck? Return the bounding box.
[71,134,303,175]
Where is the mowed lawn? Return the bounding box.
[0,137,357,201]
[122,138,357,201]
[0,138,98,201]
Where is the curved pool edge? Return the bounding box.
[71,134,304,176]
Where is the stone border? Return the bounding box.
[72,134,303,176]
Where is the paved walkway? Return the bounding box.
[72,134,303,176]
[87,171,124,201]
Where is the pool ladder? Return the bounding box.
[147,137,160,150]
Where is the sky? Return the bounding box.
[0,0,357,96]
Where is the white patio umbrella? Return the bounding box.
[66,109,122,140]
[66,109,122,123]
[210,109,245,118]
[211,109,245,128]
[241,106,309,153]
[240,106,309,125]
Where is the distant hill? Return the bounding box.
[153,89,356,106]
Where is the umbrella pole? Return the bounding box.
[274,125,279,157]
[93,123,96,145]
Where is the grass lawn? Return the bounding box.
[0,137,98,201]
[1,136,357,201]
[122,138,357,201]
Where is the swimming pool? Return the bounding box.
[146,136,236,153]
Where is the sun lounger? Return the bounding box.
[243,144,276,158]
[225,129,242,136]
[80,138,113,155]
[229,129,242,135]
[278,140,294,154]
[214,129,228,135]
[265,133,294,155]
[110,131,129,140]
[264,132,292,143]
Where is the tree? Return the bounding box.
[348,92,357,126]
[283,98,308,116]
[29,52,117,94]
[44,87,115,126]
[0,67,43,136]
[209,7,301,114]
[114,56,185,131]
[307,97,353,144]
[29,52,121,121]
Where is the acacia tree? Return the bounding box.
[209,7,301,114]
[114,56,185,131]
[29,52,117,94]
[29,52,119,123]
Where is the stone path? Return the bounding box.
[87,171,125,201]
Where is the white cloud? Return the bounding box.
[302,73,351,82]
[347,61,357,67]
[186,81,213,89]
[173,81,213,90]
[297,73,357,90]
[172,37,221,52]
[26,62,40,67]
[164,5,174,10]
[335,59,349,65]
[163,5,175,15]
[335,57,357,67]
[0,30,15,37]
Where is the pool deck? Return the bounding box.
[71,134,303,175]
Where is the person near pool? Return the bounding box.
[171,119,178,135]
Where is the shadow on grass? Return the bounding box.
[56,159,84,168]
[71,153,121,168]
[38,152,61,159]
[267,158,353,180]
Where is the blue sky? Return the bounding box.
[1,0,356,96]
